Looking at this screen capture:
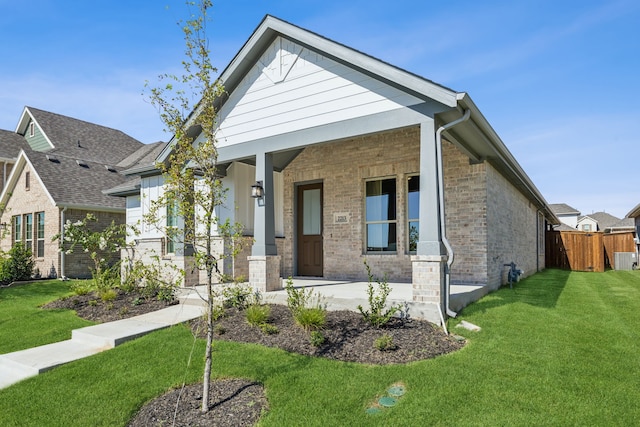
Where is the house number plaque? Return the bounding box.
[334,212,349,224]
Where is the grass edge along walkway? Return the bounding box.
[1,269,639,426]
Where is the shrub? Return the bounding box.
[222,283,253,309]
[99,288,118,303]
[156,286,175,302]
[357,260,401,328]
[0,243,35,284]
[294,307,326,331]
[246,304,271,327]
[260,323,279,335]
[374,333,397,351]
[71,281,94,296]
[310,330,325,347]
[285,276,326,324]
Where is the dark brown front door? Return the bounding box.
[297,183,323,276]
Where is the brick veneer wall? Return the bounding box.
[63,209,125,279]
[485,165,541,289]
[279,126,498,284]
[0,163,62,278]
[0,162,126,279]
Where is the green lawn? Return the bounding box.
[0,280,94,354]
[1,270,639,426]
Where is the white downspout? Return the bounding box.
[60,207,67,279]
[435,109,471,318]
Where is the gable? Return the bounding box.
[24,119,53,152]
[216,36,425,148]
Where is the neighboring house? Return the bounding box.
[576,215,598,232]
[0,107,147,279]
[549,203,580,229]
[626,203,640,262]
[577,211,634,233]
[108,16,558,321]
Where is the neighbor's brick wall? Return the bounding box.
[485,164,540,289]
[0,162,61,279]
[62,209,125,279]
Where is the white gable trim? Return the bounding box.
[15,107,55,150]
[0,150,57,211]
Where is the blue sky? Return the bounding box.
[0,0,638,218]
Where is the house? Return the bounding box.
[549,203,580,230]
[576,211,635,233]
[109,16,558,322]
[626,203,640,266]
[0,107,148,279]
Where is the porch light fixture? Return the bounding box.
[251,181,264,199]
[0,222,6,231]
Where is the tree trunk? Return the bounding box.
[201,281,214,413]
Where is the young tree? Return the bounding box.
[144,0,243,413]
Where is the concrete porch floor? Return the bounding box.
[178,278,489,326]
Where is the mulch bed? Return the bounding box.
[43,289,464,426]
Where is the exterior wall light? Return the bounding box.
[251,181,264,199]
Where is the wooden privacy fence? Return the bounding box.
[546,230,636,272]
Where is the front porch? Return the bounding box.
[178,278,489,327]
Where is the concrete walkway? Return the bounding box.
[0,299,206,390]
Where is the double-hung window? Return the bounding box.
[165,204,177,255]
[407,175,420,252]
[12,215,22,247]
[365,178,397,252]
[36,212,45,257]
[24,213,33,253]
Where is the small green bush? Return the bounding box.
[71,281,94,296]
[246,304,271,327]
[0,243,35,284]
[357,260,401,328]
[260,323,279,335]
[99,288,118,303]
[156,286,175,302]
[374,333,397,351]
[294,307,326,331]
[310,330,325,347]
[222,283,253,309]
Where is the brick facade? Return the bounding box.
[275,125,543,288]
[0,163,125,280]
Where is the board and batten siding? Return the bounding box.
[24,120,53,152]
[216,36,424,147]
[125,195,141,243]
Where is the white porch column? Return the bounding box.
[250,151,281,291]
[412,120,447,309]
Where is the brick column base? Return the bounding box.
[248,255,282,293]
[411,255,446,304]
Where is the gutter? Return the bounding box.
[60,207,67,280]
[435,108,471,318]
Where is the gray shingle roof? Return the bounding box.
[27,151,131,210]
[549,203,580,215]
[0,129,29,159]
[116,141,167,169]
[580,212,620,230]
[26,107,143,165]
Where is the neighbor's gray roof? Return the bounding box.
[25,107,143,165]
[579,212,621,230]
[0,129,29,159]
[549,203,580,216]
[27,150,132,210]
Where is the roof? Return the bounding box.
[117,141,167,169]
[627,203,640,218]
[579,212,620,230]
[16,107,143,165]
[0,129,29,160]
[153,14,559,225]
[549,203,580,216]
